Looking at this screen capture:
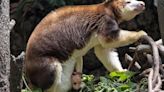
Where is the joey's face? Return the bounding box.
[71,73,82,90]
[120,0,145,21]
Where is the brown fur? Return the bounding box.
[25,0,125,90]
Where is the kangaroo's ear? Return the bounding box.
[104,0,115,6]
[104,0,115,3]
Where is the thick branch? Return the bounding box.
[140,35,162,91]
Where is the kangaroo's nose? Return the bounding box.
[139,1,145,7]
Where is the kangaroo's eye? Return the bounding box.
[73,83,77,85]
[126,1,131,4]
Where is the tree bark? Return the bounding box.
[157,0,164,44]
[0,0,10,92]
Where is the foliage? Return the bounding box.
[22,88,42,92]
[80,71,142,92]
[22,71,148,92]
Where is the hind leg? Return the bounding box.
[46,59,76,92]
[45,60,62,92]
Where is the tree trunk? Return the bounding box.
[0,0,10,92]
[157,0,164,44]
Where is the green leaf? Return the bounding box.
[99,77,108,83]
[82,74,94,82]
[109,71,135,82]
[109,72,118,78]
[119,84,130,91]
[119,74,128,82]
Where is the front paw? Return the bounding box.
[138,30,147,36]
[134,30,147,41]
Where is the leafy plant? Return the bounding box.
[80,71,148,92]
[22,71,148,92]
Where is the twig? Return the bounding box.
[139,68,151,78]
[11,51,25,65]
[148,68,153,92]
[136,44,152,53]
[125,54,141,69]
[16,51,25,60]
[158,45,164,59]
[159,59,164,77]
[127,52,139,70]
[22,74,32,92]
[9,19,16,30]
[153,75,162,91]
[155,39,163,45]
[147,54,153,66]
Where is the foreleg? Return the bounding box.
[94,45,124,72]
[98,30,147,48]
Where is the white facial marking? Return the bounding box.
[121,0,145,20]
